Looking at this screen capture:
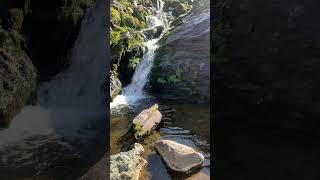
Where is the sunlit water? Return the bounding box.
[110,0,210,179]
[0,0,107,179]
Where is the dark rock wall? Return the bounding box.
[214,0,320,134]
[150,0,210,104]
[213,1,320,179]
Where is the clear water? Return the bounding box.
[110,0,211,179]
[110,99,210,180]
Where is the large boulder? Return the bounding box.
[132,104,162,140]
[0,29,37,126]
[154,140,204,172]
[149,0,210,104]
[110,143,147,180]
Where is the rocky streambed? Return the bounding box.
[110,99,210,180]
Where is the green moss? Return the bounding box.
[133,8,149,22]
[128,57,140,69]
[167,70,181,83]
[9,8,24,31]
[157,77,167,84]
[9,30,24,56]
[121,12,146,30]
[110,31,121,47]
[111,7,121,25]
[60,0,93,25]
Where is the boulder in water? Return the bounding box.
[133,104,162,140]
[154,140,204,172]
[143,26,164,40]
[110,143,147,180]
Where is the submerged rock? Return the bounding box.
[110,143,147,180]
[143,25,164,40]
[154,140,204,172]
[0,29,37,126]
[133,104,162,140]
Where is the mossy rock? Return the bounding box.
[163,0,191,17]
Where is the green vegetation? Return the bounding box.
[59,0,93,25]
[111,7,121,25]
[110,0,150,86]
[163,0,191,17]
[9,8,24,31]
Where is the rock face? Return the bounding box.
[110,143,147,180]
[110,70,122,100]
[133,104,162,140]
[0,29,37,126]
[154,140,204,172]
[143,25,164,40]
[213,0,320,133]
[163,0,191,17]
[150,0,210,104]
[78,153,109,180]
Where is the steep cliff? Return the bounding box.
[149,0,210,104]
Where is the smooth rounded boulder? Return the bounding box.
[154,140,204,172]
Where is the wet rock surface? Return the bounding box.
[150,0,210,104]
[214,0,320,179]
[110,143,147,180]
[154,139,205,173]
[143,25,164,40]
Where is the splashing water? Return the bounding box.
[111,0,169,108]
[0,0,107,146]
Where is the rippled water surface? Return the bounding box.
[111,98,210,180]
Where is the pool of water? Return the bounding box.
[110,97,210,180]
[0,116,107,180]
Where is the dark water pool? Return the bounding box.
[0,115,107,180]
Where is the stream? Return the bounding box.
[110,0,211,179]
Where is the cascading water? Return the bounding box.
[0,0,107,178]
[111,0,169,107]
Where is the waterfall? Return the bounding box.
[0,0,107,145]
[111,0,169,107]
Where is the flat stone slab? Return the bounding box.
[154,140,204,172]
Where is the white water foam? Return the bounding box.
[111,0,169,108]
[0,0,107,145]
